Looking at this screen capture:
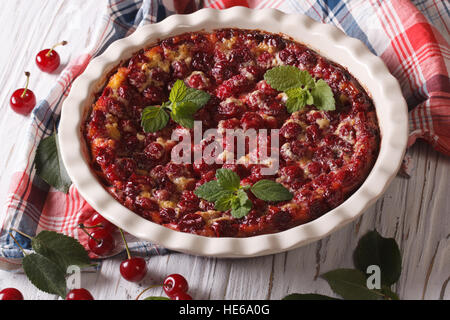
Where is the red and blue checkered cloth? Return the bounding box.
[1,0,449,269]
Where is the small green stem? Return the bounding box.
[21,72,30,98]
[78,223,100,244]
[118,228,131,260]
[10,228,33,240]
[135,284,164,300]
[46,40,67,57]
[8,231,27,256]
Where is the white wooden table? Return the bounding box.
[0,0,448,300]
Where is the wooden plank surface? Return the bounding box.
[0,0,448,300]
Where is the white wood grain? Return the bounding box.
[0,0,448,300]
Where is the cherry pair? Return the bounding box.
[10,41,67,115]
[79,212,148,283]
[136,274,192,300]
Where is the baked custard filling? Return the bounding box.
[84,28,380,237]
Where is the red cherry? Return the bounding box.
[85,212,117,233]
[87,228,115,256]
[0,288,24,300]
[10,72,36,115]
[65,288,94,300]
[118,228,147,282]
[35,41,67,73]
[120,257,147,282]
[163,274,189,298]
[171,292,193,300]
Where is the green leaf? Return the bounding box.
[32,231,91,270]
[22,253,67,298]
[215,193,236,212]
[264,66,307,91]
[194,180,232,202]
[215,168,241,191]
[171,101,200,129]
[380,286,400,300]
[250,180,293,202]
[230,189,252,219]
[311,79,335,111]
[169,79,188,103]
[321,268,385,300]
[143,296,171,300]
[183,87,211,108]
[141,106,170,132]
[353,230,402,286]
[298,70,315,89]
[283,293,339,300]
[231,203,252,219]
[35,133,72,193]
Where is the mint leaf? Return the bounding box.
[215,193,235,212]
[264,66,336,113]
[22,253,67,298]
[169,79,188,103]
[35,133,72,193]
[311,79,335,111]
[141,106,170,133]
[32,231,91,270]
[194,180,232,202]
[264,66,305,91]
[321,269,385,300]
[250,180,293,202]
[285,87,314,113]
[171,101,200,129]
[283,293,339,300]
[230,189,252,218]
[298,70,315,89]
[183,87,210,108]
[231,206,252,219]
[353,230,402,286]
[216,169,241,191]
[142,80,210,131]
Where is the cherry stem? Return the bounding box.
[135,284,164,300]
[8,231,27,256]
[21,72,30,98]
[82,224,103,229]
[78,223,100,244]
[118,228,131,260]
[10,228,33,240]
[46,40,68,57]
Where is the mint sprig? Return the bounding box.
[264,65,335,112]
[141,80,210,132]
[194,169,292,219]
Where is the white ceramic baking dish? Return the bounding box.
[59,7,408,257]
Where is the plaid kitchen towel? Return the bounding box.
[1,0,449,270]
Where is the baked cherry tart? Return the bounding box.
[84,29,379,237]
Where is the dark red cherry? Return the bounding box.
[10,72,36,115]
[65,288,94,300]
[36,41,67,73]
[85,212,117,233]
[0,288,24,300]
[87,228,115,256]
[163,274,189,298]
[171,292,193,300]
[118,228,147,282]
[120,257,147,282]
